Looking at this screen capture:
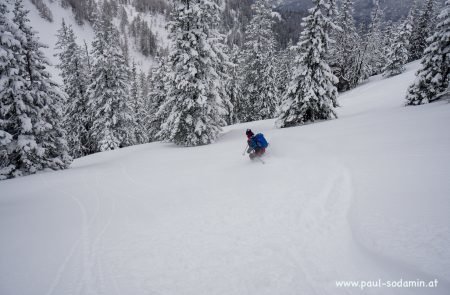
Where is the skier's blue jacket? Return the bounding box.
[249,133,269,149]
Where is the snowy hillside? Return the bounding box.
[1,61,449,294]
[23,0,94,81]
[23,0,169,81]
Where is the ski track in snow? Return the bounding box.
[1,62,449,294]
[39,168,120,295]
[30,154,385,295]
[80,155,356,294]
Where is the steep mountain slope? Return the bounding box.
[272,0,426,48]
[23,0,170,81]
[1,62,449,294]
[24,0,430,77]
[277,0,422,20]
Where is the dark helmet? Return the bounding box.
[246,129,254,138]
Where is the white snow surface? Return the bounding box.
[22,0,168,83]
[23,0,95,83]
[1,62,450,294]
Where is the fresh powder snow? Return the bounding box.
[0,61,449,294]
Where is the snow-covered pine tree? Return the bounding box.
[55,20,92,158]
[383,15,413,77]
[1,0,71,179]
[274,40,295,113]
[119,5,128,33]
[0,0,24,178]
[240,0,278,122]
[223,45,240,125]
[382,20,395,59]
[139,70,149,105]
[330,0,360,91]
[87,3,134,152]
[215,42,234,128]
[121,33,130,67]
[407,0,421,61]
[31,0,53,22]
[223,0,248,47]
[129,60,139,141]
[55,18,70,61]
[129,61,148,144]
[406,0,449,105]
[276,0,339,128]
[156,0,228,146]
[352,0,384,86]
[366,0,385,76]
[14,0,71,171]
[147,57,169,142]
[351,28,369,85]
[139,68,151,140]
[409,0,436,61]
[85,0,98,24]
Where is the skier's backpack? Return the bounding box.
[254,133,269,148]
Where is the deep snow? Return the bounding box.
[1,62,449,295]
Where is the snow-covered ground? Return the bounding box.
[1,62,449,295]
[23,0,168,82]
[23,0,95,82]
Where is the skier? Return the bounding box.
[246,129,269,160]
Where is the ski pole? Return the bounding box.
[242,144,248,156]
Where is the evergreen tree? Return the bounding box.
[225,45,241,125]
[129,15,157,57]
[352,0,384,85]
[87,4,133,152]
[85,0,98,24]
[383,15,413,77]
[83,40,92,77]
[156,0,228,146]
[330,0,360,91]
[148,57,169,142]
[0,0,25,178]
[121,33,130,67]
[1,0,71,179]
[129,61,148,144]
[407,0,421,61]
[15,1,71,170]
[119,6,128,33]
[216,43,234,127]
[406,0,449,105]
[223,0,250,47]
[352,28,370,85]
[276,0,339,128]
[381,20,396,62]
[31,0,53,22]
[55,20,91,157]
[366,0,385,76]
[274,40,295,113]
[139,69,150,109]
[138,69,150,140]
[240,0,278,122]
[410,0,436,61]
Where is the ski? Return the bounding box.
[256,157,265,164]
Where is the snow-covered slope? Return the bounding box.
[23,0,95,82]
[23,0,169,82]
[1,62,449,295]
